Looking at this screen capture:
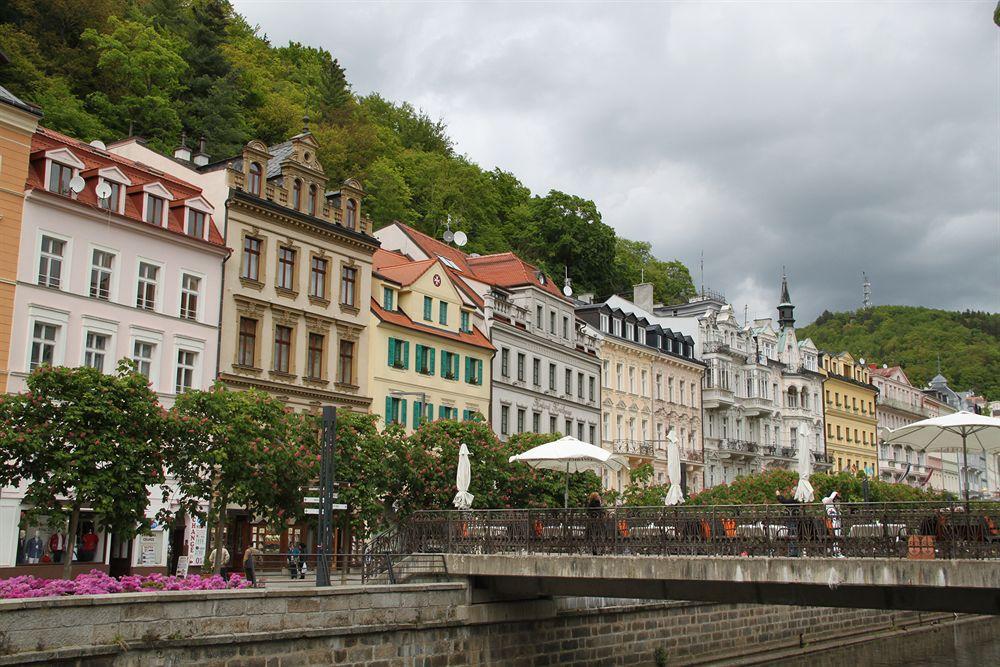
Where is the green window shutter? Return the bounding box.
[423,296,432,320]
[400,399,407,426]
[452,354,459,379]
[388,338,396,367]
[415,344,424,372]
[429,347,436,376]
[439,301,448,325]
[475,359,483,385]
[413,401,422,429]
[402,341,410,369]
[438,405,446,420]
[385,396,393,425]
[440,351,447,376]
[426,403,433,421]
[465,356,472,383]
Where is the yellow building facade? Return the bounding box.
[0,84,41,391]
[820,351,879,475]
[369,250,493,432]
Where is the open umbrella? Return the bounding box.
[508,436,628,507]
[794,423,815,502]
[453,443,474,509]
[664,431,684,506]
[884,411,1000,501]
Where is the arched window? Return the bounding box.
[787,386,798,408]
[345,199,356,230]
[248,162,261,196]
[307,184,317,215]
[292,179,302,210]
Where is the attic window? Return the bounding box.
[48,162,74,196]
[536,272,546,285]
[437,255,459,271]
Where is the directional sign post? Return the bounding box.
[316,406,337,587]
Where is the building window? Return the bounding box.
[175,349,197,394]
[136,262,159,310]
[439,301,448,326]
[577,372,585,399]
[565,368,572,396]
[98,180,122,212]
[465,357,483,385]
[550,415,558,433]
[385,396,405,426]
[383,286,395,311]
[29,322,58,371]
[277,246,296,291]
[641,370,648,397]
[613,319,622,337]
[340,266,357,306]
[589,376,595,402]
[577,422,584,441]
[501,348,509,377]
[423,296,433,321]
[48,162,73,195]
[180,274,200,320]
[517,408,525,434]
[536,305,543,329]
[416,344,435,375]
[83,331,109,372]
[388,337,408,370]
[566,418,573,436]
[589,424,596,444]
[532,412,541,433]
[460,310,471,333]
[562,316,569,338]
[549,363,557,391]
[600,313,609,332]
[89,249,113,300]
[241,236,262,281]
[292,179,302,210]
[307,333,324,379]
[310,257,328,300]
[655,373,662,400]
[549,311,555,334]
[345,199,356,230]
[307,184,317,216]
[441,351,460,380]
[238,317,257,367]
[273,325,292,373]
[517,353,525,381]
[625,322,634,340]
[38,236,65,288]
[248,162,262,196]
[628,367,636,393]
[145,195,165,225]
[338,340,354,384]
[186,209,206,238]
[616,363,623,391]
[532,358,540,385]
[501,405,509,435]
[132,340,154,379]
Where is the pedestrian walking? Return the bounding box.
[287,543,301,579]
[208,546,230,577]
[243,546,263,587]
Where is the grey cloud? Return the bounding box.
[234,0,999,322]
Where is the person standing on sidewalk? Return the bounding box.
[243,545,263,587]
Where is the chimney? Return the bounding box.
[192,135,210,166]
[633,283,654,313]
[173,131,192,162]
[578,293,594,305]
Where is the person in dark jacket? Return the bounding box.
[586,492,603,555]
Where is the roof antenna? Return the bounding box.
[563,266,573,297]
[700,250,704,296]
[743,304,749,328]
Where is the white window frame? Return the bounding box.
[613,318,622,337]
[96,166,132,214]
[177,269,205,322]
[43,148,85,198]
[600,313,609,333]
[25,306,69,373]
[35,229,71,291]
[134,257,164,313]
[142,182,175,228]
[87,243,119,302]
[172,339,204,395]
[129,328,164,390]
[182,196,213,240]
[80,317,119,373]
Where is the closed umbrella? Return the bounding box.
[885,411,1000,502]
[453,443,474,510]
[664,431,684,506]
[509,436,629,507]
[794,423,815,502]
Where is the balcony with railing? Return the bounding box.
[741,395,775,416]
[611,439,655,459]
[701,341,732,356]
[717,438,758,456]
[759,445,797,460]
[484,292,529,328]
[703,386,735,409]
[878,396,925,418]
[812,451,834,467]
[681,448,704,464]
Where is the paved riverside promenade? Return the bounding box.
[0,579,987,666]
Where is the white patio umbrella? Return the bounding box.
[794,424,815,503]
[508,436,629,507]
[884,411,1000,502]
[453,443,474,510]
[664,431,684,506]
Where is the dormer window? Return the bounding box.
[98,180,123,213]
[146,195,165,225]
[292,179,302,210]
[600,313,609,332]
[625,322,634,340]
[613,318,622,337]
[345,199,356,230]
[307,184,317,215]
[48,162,74,195]
[186,209,206,238]
[248,162,262,196]
[140,182,173,226]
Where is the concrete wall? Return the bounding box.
[0,581,960,666]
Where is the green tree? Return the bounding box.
[364,156,415,227]
[0,363,169,579]
[613,238,696,305]
[332,409,395,537]
[169,385,320,573]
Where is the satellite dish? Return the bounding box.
[89,139,107,150]
[859,358,866,366]
[453,231,468,247]
[882,363,888,369]
[562,284,573,297]
[95,181,113,200]
[443,229,455,243]
[69,175,86,194]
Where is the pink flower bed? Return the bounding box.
[0,569,252,599]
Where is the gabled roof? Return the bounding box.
[374,255,437,287]
[371,298,495,351]
[466,252,567,300]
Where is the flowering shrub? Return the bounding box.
[0,569,251,599]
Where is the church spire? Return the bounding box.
[778,270,794,329]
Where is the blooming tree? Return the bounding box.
[168,385,319,572]
[0,362,169,579]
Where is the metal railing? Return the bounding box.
[611,439,655,458]
[389,502,1000,560]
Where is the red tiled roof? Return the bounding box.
[373,247,410,268]
[396,223,473,273]
[374,255,437,287]
[371,298,495,351]
[26,127,226,248]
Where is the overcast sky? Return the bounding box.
[233,1,999,324]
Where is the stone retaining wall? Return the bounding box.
[0,582,964,666]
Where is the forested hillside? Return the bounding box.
[0,0,694,303]
[800,306,1000,401]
